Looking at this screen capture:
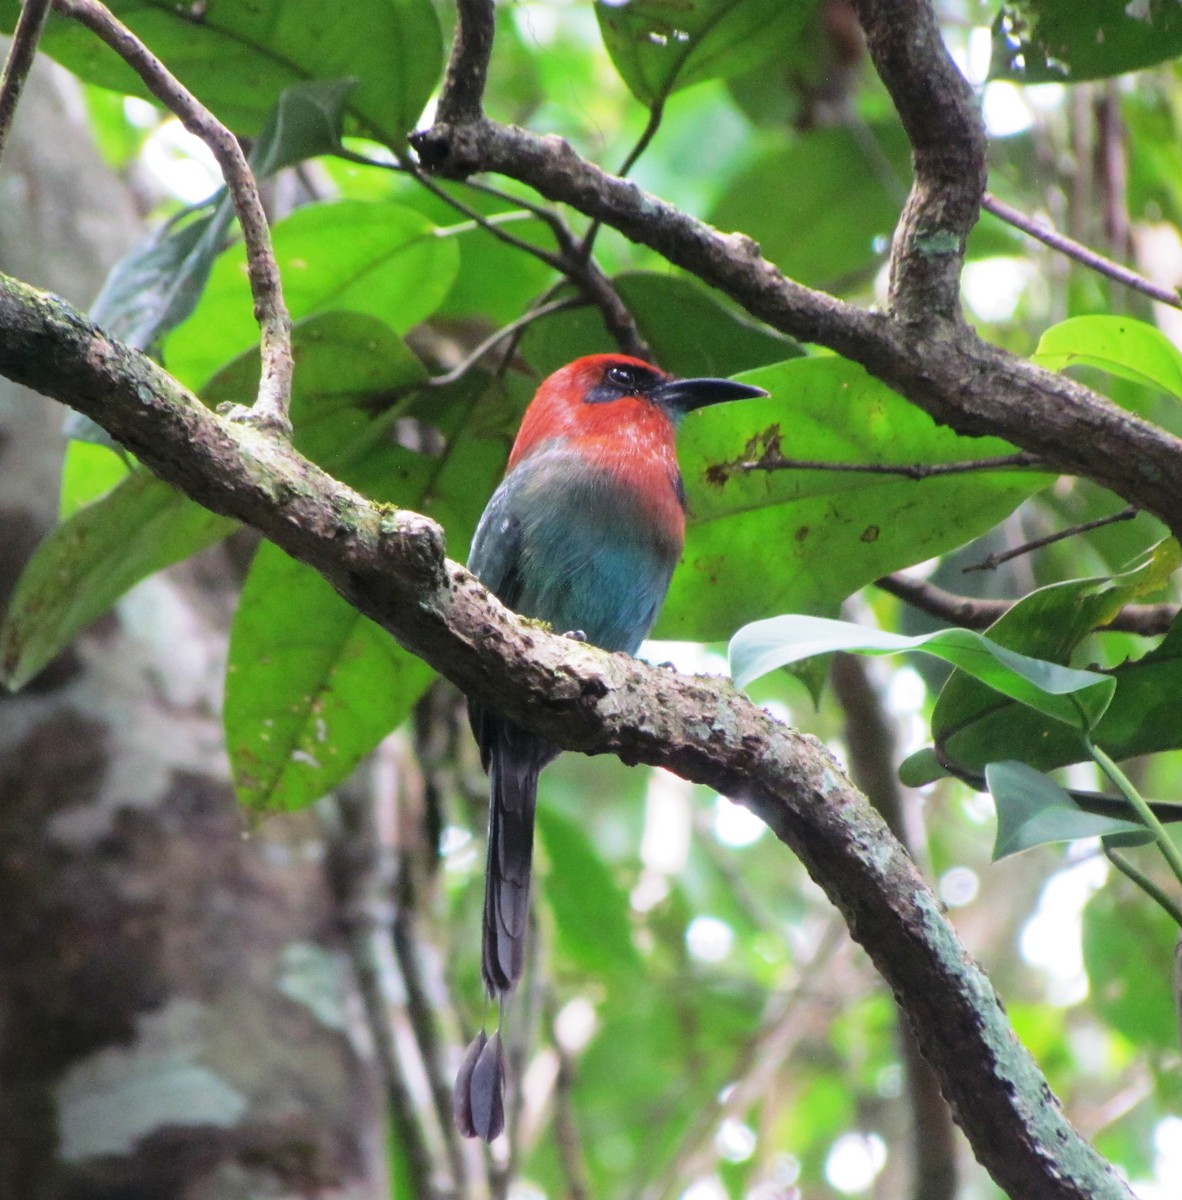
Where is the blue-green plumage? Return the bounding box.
[463,356,765,1009]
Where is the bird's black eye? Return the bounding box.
[606,365,637,389]
[585,360,659,404]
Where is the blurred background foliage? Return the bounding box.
[2,0,1182,1196]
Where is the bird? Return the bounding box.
[454,353,767,1141]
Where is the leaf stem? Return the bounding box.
[1089,740,1182,889]
[1103,844,1182,928]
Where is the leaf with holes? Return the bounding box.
[596,0,812,106]
[0,0,441,143]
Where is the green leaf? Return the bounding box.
[0,471,234,691]
[992,0,1182,83]
[201,311,428,474]
[538,806,643,978]
[1033,315,1182,400]
[1083,882,1181,1050]
[933,545,1182,775]
[986,760,1146,859]
[249,77,355,178]
[709,124,909,289]
[76,79,357,445]
[519,270,801,380]
[659,356,1049,640]
[167,200,460,389]
[898,747,946,788]
[12,314,426,696]
[59,442,132,519]
[729,614,1115,730]
[2,0,442,143]
[595,0,813,106]
[402,183,557,326]
[89,200,231,357]
[224,540,434,811]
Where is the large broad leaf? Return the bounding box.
[519,270,801,381]
[166,200,460,390]
[537,806,644,978]
[595,0,813,107]
[991,0,1182,82]
[402,183,558,326]
[1,0,442,143]
[658,356,1049,640]
[202,310,428,474]
[927,545,1182,776]
[62,79,362,479]
[709,124,909,289]
[224,539,435,811]
[729,614,1115,730]
[222,364,509,811]
[929,617,1182,777]
[986,761,1147,859]
[6,314,426,694]
[1033,315,1182,400]
[1083,883,1181,1050]
[0,471,235,691]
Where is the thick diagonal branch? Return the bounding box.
[850,0,987,319]
[409,115,1182,539]
[0,273,1133,1200]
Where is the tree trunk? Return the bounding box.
[0,54,388,1200]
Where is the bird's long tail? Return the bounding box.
[482,730,544,996]
[456,718,556,1141]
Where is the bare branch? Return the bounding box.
[983,193,1182,310]
[428,296,587,387]
[407,117,1182,540]
[875,572,1178,636]
[0,0,53,168]
[831,653,958,1200]
[963,506,1138,572]
[849,0,987,320]
[0,273,1135,1200]
[435,0,495,127]
[55,0,293,434]
[731,450,1043,481]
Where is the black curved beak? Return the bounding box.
[652,375,768,415]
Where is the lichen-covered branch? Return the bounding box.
[0,272,1133,1200]
[850,0,987,319]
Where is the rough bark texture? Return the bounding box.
[0,57,386,1200]
[0,2,1161,1196]
[0,273,1134,1199]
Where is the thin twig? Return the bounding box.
[876,571,1177,636]
[0,0,53,170]
[962,506,1137,572]
[394,905,470,1191]
[736,450,1044,480]
[429,296,587,387]
[345,146,651,361]
[579,99,666,265]
[983,192,1182,311]
[545,991,591,1200]
[338,146,571,274]
[56,0,293,433]
[323,779,443,1200]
